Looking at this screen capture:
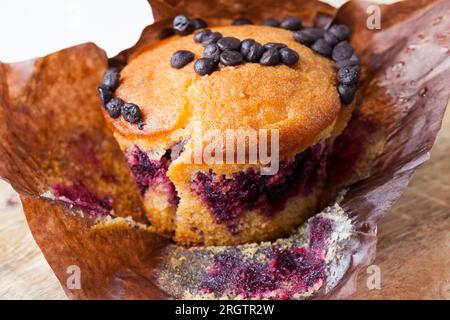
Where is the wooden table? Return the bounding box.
[0,106,449,300]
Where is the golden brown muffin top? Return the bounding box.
[111,25,341,156]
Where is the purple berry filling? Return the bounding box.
[309,214,334,248]
[52,182,113,216]
[201,217,333,299]
[191,141,329,233]
[127,146,179,206]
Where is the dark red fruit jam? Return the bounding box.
[52,182,112,216]
[327,113,377,185]
[127,146,179,206]
[191,141,329,233]
[201,216,333,299]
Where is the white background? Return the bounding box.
[0,0,395,63]
[0,0,154,62]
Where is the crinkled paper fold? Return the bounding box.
[0,0,448,299]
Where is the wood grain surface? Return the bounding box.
[0,107,448,300]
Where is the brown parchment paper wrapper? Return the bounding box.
[0,0,449,299]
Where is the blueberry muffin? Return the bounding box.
[98,16,359,246]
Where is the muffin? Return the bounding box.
[98,17,359,246]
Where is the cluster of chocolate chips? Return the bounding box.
[166,14,359,105]
[169,15,300,76]
[227,17,360,105]
[197,33,299,73]
[98,68,143,127]
[292,24,360,104]
[225,16,360,105]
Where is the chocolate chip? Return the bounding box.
[203,43,221,62]
[279,47,299,66]
[337,65,360,85]
[102,68,120,90]
[240,39,256,57]
[260,48,280,66]
[246,42,265,62]
[203,43,220,56]
[202,32,222,46]
[336,60,359,70]
[280,16,302,31]
[232,18,253,25]
[336,53,360,69]
[105,98,124,119]
[293,28,325,45]
[310,39,332,57]
[220,50,244,66]
[217,37,241,51]
[191,18,208,29]
[261,18,280,27]
[332,41,354,61]
[328,24,350,41]
[323,32,339,46]
[173,15,194,35]
[171,50,195,68]
[122,103,142,124]
[338,84,357,105]
[264,42,287,50]
[160,27,175,39]
[336,59,359,70]
[98,85,113,105]
[194,58,218,75]
[193,29,212,43]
